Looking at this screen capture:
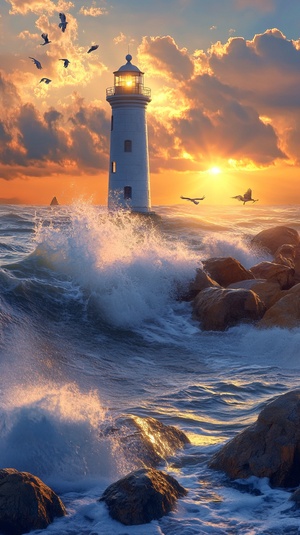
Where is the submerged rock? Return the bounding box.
[251,226,300,255]
[100,468,187,525]
[209,389,300,488]
[102,414,190,468]
[192,286,265,331]
[202,257,254,287]
[0,468,66,535]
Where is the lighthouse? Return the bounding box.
[106,54,152,213]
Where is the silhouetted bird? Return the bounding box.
[232,188,258,205]
[60,58,70,68]
[29,57,42,69]
[40,33,51,45]
[58,12,68,32]
[180,196,205,205]
[40,78,51,84]
[87,44,99,53]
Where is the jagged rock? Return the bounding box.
[258,282,300,328]
[192,287,265,331]
[228,279,285,310]
[99,468,187,525]
[184,268,220,300]
[0,468,66,535]
[251,226,300,255]
[249,261,295,289]
[202,257,254,287]
[101,415,190,468]
[209,390,300,488]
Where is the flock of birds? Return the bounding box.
[28,12,99,85]
[181,188,259,205]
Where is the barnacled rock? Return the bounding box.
[209,389,300,488]
[100,468,187,525]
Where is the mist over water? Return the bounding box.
[0,203,300,534]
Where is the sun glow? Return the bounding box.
[208,166,221,175]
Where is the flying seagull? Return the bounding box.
[60,58,70,68]
[232,188,258,205]
[40,33,51,45]
[180,196,205,205]
[58,12,68,32]
[40,78,51,84]
[87,44,99,53]
[29,57,42,69]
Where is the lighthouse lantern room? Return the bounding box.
[106,54,152,213]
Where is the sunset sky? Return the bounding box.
[1,0,300,205]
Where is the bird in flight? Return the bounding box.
[60,58,70,68]
[58,12,68,32]
[29,57,42,69]
[87,44,99,53]
[40,78,51,84]
[180,196,205,205]
[40,33,51,45]
[232,188,258,205]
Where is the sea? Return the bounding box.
[0,202,300,535]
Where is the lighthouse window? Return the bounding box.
[111,115,114,131]
[124,186,132,199]
[111,161,116,173]
[124,140,132,152]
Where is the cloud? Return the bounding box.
[138,35,194,81]
[79,3,107,16]
[5,0,74,15]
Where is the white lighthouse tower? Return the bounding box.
[106,54,152,213]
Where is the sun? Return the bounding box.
[208,166,221,176]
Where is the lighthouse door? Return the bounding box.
[124,186,132,199]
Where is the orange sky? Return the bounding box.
[1,1,300,205]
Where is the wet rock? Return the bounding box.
[185,268,220,300]
[99,467,187,525]
[228,279,284,310]
[274,243,296,269]
[209,389,300,488]
[251,226,300,255]
[258,283,300,328]
[0,468,66,535]
[192,286,265,331]
[202,257,254,287]
[249,261,295,289]
[101,415,190,468]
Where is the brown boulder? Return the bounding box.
[202,257,254,287]
[228,279,284,310]
[185,268,220,300]
[258,282,300,328]
[100,468,187,525]
[192,287,265,331]
[209,389,300,488]
[251,226,300,255]
[0,468,66,535]
[249,261,295,289]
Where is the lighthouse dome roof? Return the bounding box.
[114,54,143,74]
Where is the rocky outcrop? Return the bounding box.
[258,283,300,328]
[249,261,295,289]
[100,468,187,525]
[0,468,66,535]
[193,287,265,331]
[101,415,190,468]
[202,257,254,287]
[209,390,300,488]
[228,279,284,310]
[251,226,300,255]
